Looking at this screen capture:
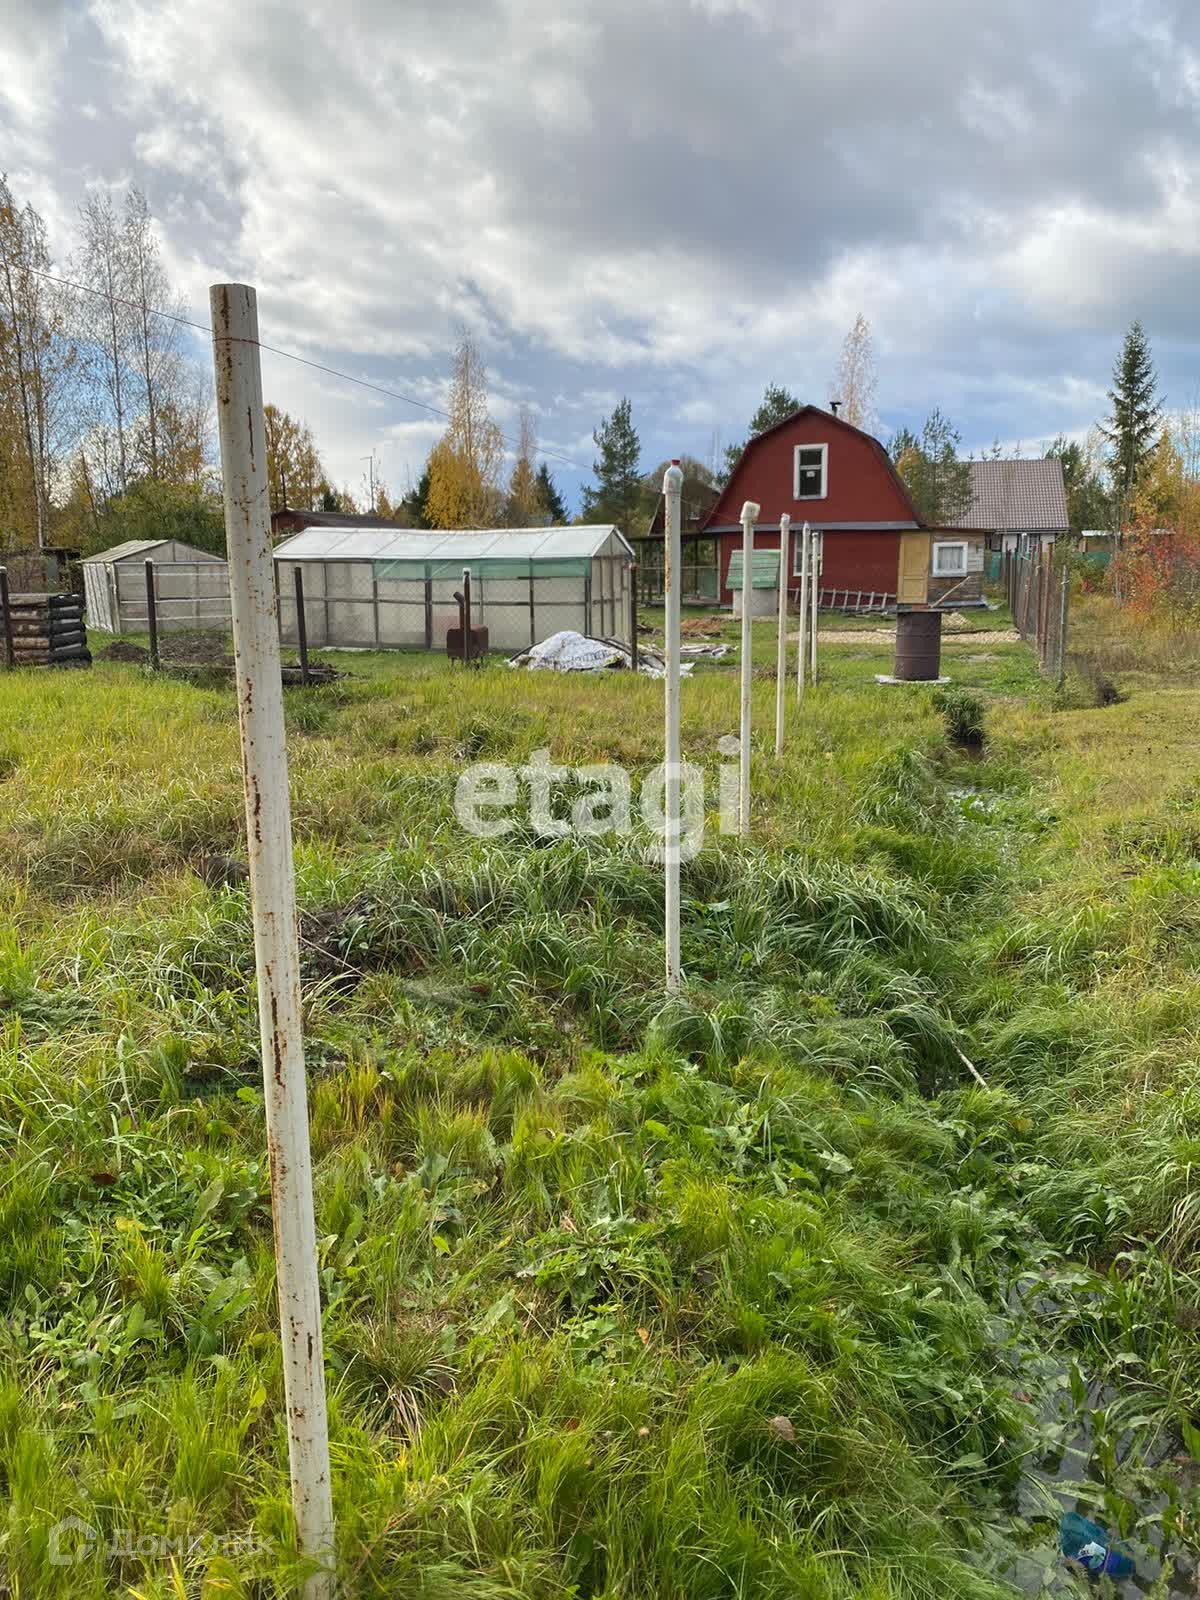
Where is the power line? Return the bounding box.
[23,263,583,471]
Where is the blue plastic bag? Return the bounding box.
[1059,1511,1135,1580]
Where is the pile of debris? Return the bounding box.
[680,615,725,638]
[508,629,689,678]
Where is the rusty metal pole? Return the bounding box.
[738,499,760,836]
[145,560,159,670]
[663,463,683,992]
[293,565,311,687]
[0,567,13,669]
[629,562,639,674]
[462,567,473,667]
[774,514,790,756]
[209,284,335,1600]
[796,522,809,700]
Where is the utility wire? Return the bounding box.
[23,263,583,470]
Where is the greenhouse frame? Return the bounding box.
[272,524,635,653]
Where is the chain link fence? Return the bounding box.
[1003,548,1070,681]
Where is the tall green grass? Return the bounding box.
[0,645,1197,1595]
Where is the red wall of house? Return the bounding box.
[718,529,901,604]
[708,410,916,529]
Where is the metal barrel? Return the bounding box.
[894,610,943,680]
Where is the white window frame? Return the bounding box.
[793,442,828,502]
[932,540,968,577]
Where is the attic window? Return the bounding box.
[794,444,827,501]
[932,541,968,576]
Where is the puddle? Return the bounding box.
[989,1282,1199,1598]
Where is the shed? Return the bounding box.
[272,525,634,653]
[82,539,228,634]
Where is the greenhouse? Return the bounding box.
[272,524,635,652]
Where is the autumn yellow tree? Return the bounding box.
[504,407,544,526]
[263,404,327,510]
[832,312,878,432]
[425,333,505,529]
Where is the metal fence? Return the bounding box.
[1004,548,1070,680]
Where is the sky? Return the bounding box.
[3,0,1200,513]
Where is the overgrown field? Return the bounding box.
[1,608,1198,1598]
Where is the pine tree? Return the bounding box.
[580,397,642,539]
[722,383,801,480]
[1102,321,1161,507]
[892,410,973,525]
[401,463,433,529]
[535,462,568,523]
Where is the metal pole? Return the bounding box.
[209,283,335,1600]
[796,521,809,699]
[810,530,820,686]
[738,499,759,836]
[663,462,683,992]
[0,568,12,670]
[463,567,473,666]
[629,562,639,673]
[774,514,790,757]
[1057,565,1070,688]
[144,559,159,670]
[294,565,311,687]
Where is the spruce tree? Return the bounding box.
[580,397,642,539]
[1102,321,1161,505]
[722,383,801,480]
[536,462,568,523]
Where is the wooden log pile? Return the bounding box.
[6,592,91,667]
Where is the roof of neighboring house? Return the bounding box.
[270,508,404,530]
[702,405,921,530]
[80,538,223,564]
[644,480,721,538]
[961,459,1068,532]
[272,524,631,564]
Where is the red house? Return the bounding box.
[702,406,921,606]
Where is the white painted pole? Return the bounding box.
[663,460,684,993]
[738,499,760,836]
[774,514,790,756]
[810,529,821,686]
[209,284,335,1600]
[796,520,809,700]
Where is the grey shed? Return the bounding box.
[81,539,228,634]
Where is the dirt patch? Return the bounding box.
[801,627,1019,646]
[98,640,149,663]
[160,631,234,668]
[680,615,725,638]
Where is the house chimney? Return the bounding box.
[830,400,841,417]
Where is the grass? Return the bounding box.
[1,601,1199,1596]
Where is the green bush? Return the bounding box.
[932,685,986,747]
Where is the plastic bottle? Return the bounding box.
[1059,1511,1135,1580]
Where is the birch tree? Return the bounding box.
[0,177,76,547]
[124,186,182,481]
[76,191,135,497]
[832,312,878,432]
[425,333,505,528]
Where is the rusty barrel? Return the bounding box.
[894,610,942,681]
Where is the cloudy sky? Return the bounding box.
[3,0,1199,509]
